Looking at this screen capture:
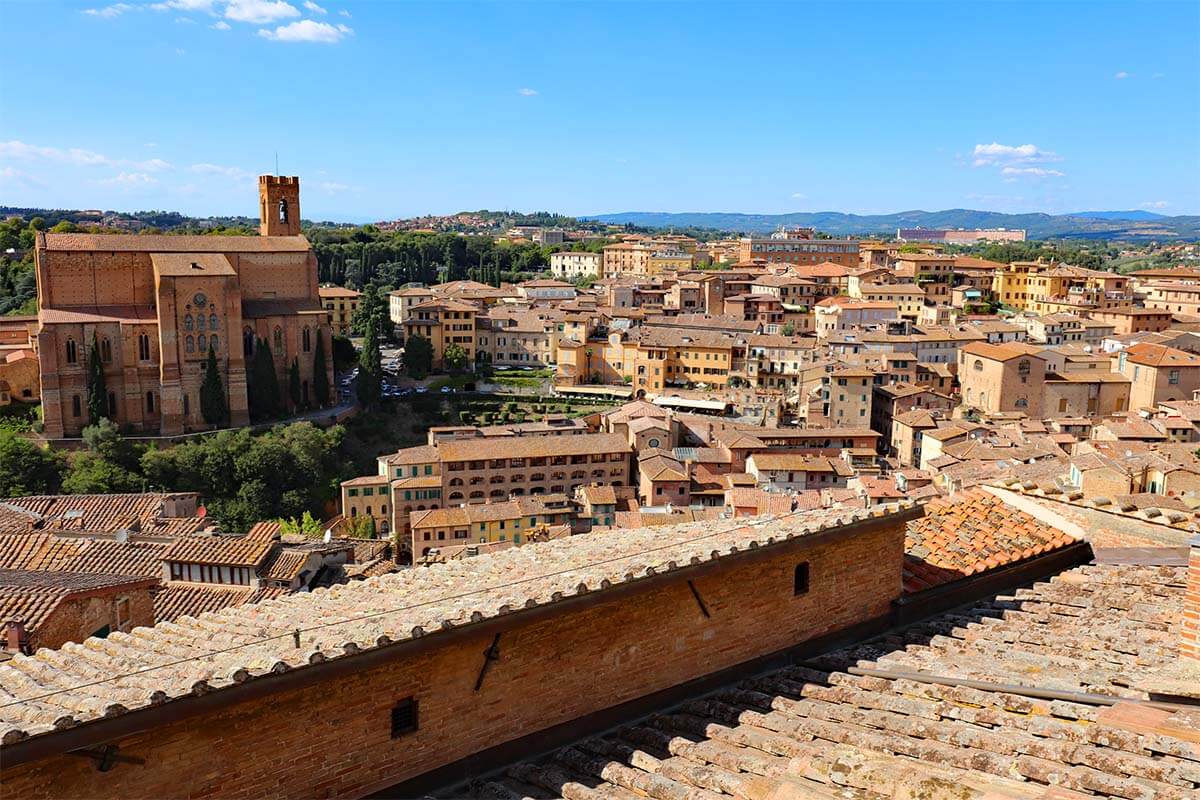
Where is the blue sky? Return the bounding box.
[1,1,1198,221]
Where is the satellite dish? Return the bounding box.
[323,529,332,544]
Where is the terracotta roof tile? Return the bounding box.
[902,488,1079,593]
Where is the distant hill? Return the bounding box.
[585,209,1200,240]
[1069,210,1167,221]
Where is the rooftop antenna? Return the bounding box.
[274,151,279,177]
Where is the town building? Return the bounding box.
[737,235,859,267]
[548,251,602,281]
[318,285,360,337]
[402,299,478,370]
[34,176,333,437]
[958,341,1047,416]
[1115,342,1200,411]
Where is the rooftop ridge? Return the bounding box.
[0,502,917,746]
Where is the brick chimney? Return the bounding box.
[5,619,29,655]
[1184,534,1200,663]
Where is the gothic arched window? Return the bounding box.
[243,327,255,357]
[66,338,78,365]
[197,334,207,352]
[138,333,151,361]
[278,198,289,223]
[302,327,312,353]
[100,338,112,363]
[210,335,219,352]
[209,314,218,331]
[196,314,205,331]
[184,314,194,331]
[186,335,195,354]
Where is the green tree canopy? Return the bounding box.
[0,432,63,496]
[403,334,433,380]
[443,342,468,372]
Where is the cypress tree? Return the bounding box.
[249,337,281,420]
[313,331,330,407]
[288,357,302,410]
[199,346,227,426]
[357,317,382,408]
[85,332,109,422]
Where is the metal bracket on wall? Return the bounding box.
[687,579,711,618]
[67,744,145,773]
[474,632,502,692]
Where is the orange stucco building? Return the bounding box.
[34,176,333,438]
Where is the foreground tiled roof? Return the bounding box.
[903,488,1079,593]
[0,503,911,745]
[459,563,1197,800]
[151,583,288,624]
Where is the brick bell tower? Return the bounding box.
[259,175,301,236]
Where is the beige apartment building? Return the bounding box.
[1043,372,1130,418]
[557,327,738,392]
[549,251,603,280]
[958,341,1047,416]
[813,297,899,340]
[388,286,434,335]
[402,298,477,369]
[318,286,361,337]
[992,262,1131,314]
[821,366,874,423]
[848,282,925,320]
[737,237,859,267]
[409,494,576,558]
[342,431,632,550]
[475,310,559,367]
[1115,342,1200,411]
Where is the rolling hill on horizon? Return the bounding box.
[585,208,1200,240]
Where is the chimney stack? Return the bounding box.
[5,619,29,655]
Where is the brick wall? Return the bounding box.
[1,520,904,799]
[33,586,156,651]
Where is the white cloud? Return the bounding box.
[83,4,135,18]
[971,142,1061,168]
[338,8,350,16]
[150,0,216,11]
[303,1,327,14]
[211,19,231,29]
[518,87,538,96]
[0,140,112,166]
[175,47,187,55]
[190,162,249,178]
[226,0,299,24]
[1000,166,1065,178]
[99,171,159,186]
[0,140,173,172]
[791,192,806,199]
[258,19,352,42]
[316,181,351,193]
[1114,71,1129,80]
[1140,200,1170,209]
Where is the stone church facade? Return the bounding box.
[35,175,335,438]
